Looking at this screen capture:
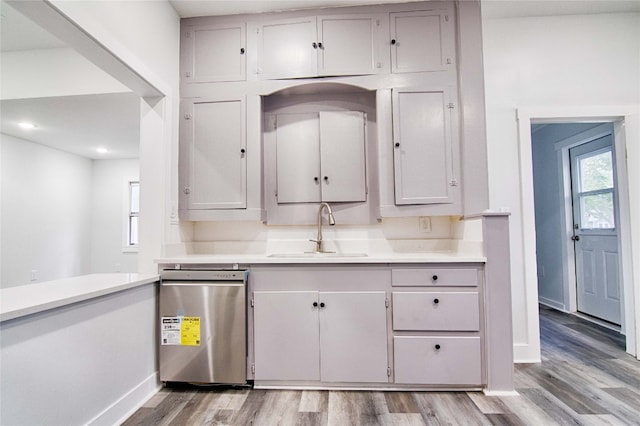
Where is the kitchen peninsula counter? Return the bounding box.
[0,273,159,322]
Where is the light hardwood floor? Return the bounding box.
[123,306,640,425]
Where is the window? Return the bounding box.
[128,181,140,247]
[576,148,615,229]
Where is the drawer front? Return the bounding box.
[394,336,482,385]
[392,291,479,331]
[391,268,478,287]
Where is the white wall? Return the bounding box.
[531,123,602,308]
[0,136,142,287]
[0,134,92,288]
[90,159,139,273]
[482,12,640,361]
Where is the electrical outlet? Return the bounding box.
[419,217,431,233]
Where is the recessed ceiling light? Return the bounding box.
[96,147,109,154]
[18,122,37,130]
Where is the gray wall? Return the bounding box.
[531,123,604,308]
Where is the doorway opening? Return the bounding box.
[532,122,622,331]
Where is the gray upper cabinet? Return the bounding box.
[258,13,382,79]
[390,9,455,73]
[275,111,367,204]
[180,97,247,211]
[392,87,457,205]
[181,23,246,82]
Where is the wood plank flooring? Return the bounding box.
[123,306,640,425]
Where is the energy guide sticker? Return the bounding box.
[161,316,201,346]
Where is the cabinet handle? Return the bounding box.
[313,302,318,307]
[320,302,325,308]
[312,42,318,49]
[391,39,396,45]
[240,47,245,54]
[435,344,441,350]
[395,142,400,147]
[433,298,440,304]
[432,275,438,281]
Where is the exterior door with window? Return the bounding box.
[570,134,621,324]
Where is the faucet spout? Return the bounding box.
[311,202,335,252]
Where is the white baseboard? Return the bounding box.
[483,389,520,396]
[513,342,541,363]
[88,372,161,426]
[539,298,566,311]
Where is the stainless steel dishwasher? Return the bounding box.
[159,269,247,384]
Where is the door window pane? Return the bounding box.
[579,150,613,192]
[580,192,615,229]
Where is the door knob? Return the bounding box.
[571,235,580,241]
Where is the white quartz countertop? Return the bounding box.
[155,252,486,266]
[0,273,159,322]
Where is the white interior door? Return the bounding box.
[570,135,621,325]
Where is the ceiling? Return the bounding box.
[1,93,141,159]
[169,0,640,18]
[0,0,140,160]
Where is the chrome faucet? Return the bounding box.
[310,202,336,253]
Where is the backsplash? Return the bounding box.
[164,216,484,257]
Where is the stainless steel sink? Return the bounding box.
[267,252,368,258]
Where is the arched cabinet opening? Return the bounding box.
[262,83,379,225]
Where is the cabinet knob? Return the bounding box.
[313,302,318,307]
[323,176,329,182]
[435,344,441,350]
[240,148,246,154]
[183,187,191,195]
[320,302,325,308]
[433,298,440,304]
[395,142,400,147]
[312,42,318,49]
[391,39,396,45]
[314,177,319,182]
[432,275,438,281]
[240,47,245,54]
[318,42,323,49]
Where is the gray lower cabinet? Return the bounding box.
[391,266,483,386]
[253,290,389,383]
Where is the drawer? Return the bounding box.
[391,268,478,287]
[394,336,482,385]
[392,291,479,331]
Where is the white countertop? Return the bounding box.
[155,252,486,266]
[0,273,159,322]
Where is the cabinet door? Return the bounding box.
[275,113,321,203]
[184,98,246,209]
[319,111,367,202]
[182,23,246,82]
[317,15,379,76]
[390,10,454,73]
[319,292,388,383]
[253,291,320,381]
[392,88,454,205]
[258,16,317,79]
